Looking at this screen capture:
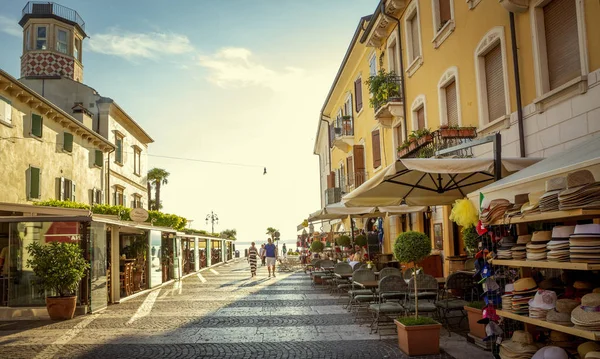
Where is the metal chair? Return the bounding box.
[436,272,473,335]
[464,258,475,271]
[312,259,335,287]
[331,262,353,294]
[368,275,407,336]
[378,267,402,279]
[348,269,376,321]
[405,273,439,318]
[402,267,422,283]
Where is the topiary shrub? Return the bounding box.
[354,234,367,247]
[462,225,479,256]
[394,231,432,319]
[310,240,324,253]
[336,235,351,248]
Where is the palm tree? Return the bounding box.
[266,227,278,241]
[147,168,170,211]
[220,229,237,241]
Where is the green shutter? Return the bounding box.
[31,114,43,138]
[95,150,103,167]
[116,139,122,163]
[29,167,40,199]
[63,132,73,152]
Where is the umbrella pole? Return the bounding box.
[350,216,355,246]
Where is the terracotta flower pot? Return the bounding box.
[394,319,442,356]
[46,296,77,320]
[464,306,486,339]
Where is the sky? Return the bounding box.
[0,0,376,250]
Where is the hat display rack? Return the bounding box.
[475,170,600,359]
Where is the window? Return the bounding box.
[63,132,73,153]
[58,177,75,201]
[134,147,141,175]
[354,77,363,113]
[475,27,510,128]
[416,107,425,130]
[27,166,41,200]
[437,0,451,26]
[371,130,381,168]
[114,187,125,206]
[484,44,506,123]
[91,188,103,205]
[387,35,400,75]
[353,145,366,187]
[56,29,68,54]
[94,150,103,167]
[25,28,31,51]
[544,0,580,90]
[393,123,403,150]
[74,38,81,61]
[36,26,47,50]
[31,114,43,138]
[369,53,377,77]
[438,67,461,127]
[431,0,455,48]
[411,95,427,131]
[406,6,421,64]
[132,194,142,209]
[346,156,354,187]
[115,134,123,164]
[0,96,12,124]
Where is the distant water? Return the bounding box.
[233,239,300,254]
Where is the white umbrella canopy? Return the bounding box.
[343,157,542,207]
[308,203,426,221]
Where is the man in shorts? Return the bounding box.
[264,238,277,278]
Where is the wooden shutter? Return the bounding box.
[29,167,41,199]
[410,15,420,61]
[353,145,366,186]
[116,137,123,163]
[417,107,425,130]
[328,123,334,148]
[31,114,42,138]
[346,156,354,187]
[372,130,381,168]
[484,44,506,123]
[95,150,103,167]
[439,0,451,25]
[63,132,73,153]
[355,78,363,112]
[327,171,336,189]
[445,80,458,126]
[544,0,580,90]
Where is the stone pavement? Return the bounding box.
[0,260,488,359]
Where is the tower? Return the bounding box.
[19,2,87,82]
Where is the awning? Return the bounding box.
[0,215,91,223]
[92,215,178,233]
[308,203,426,221]
[343,157,542,207]
[467,137,600,202]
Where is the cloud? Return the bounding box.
[0,15,22,37]
[197,47,305,90]
[88,30,194,60]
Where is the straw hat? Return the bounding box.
[571,293,600,325]
[555,299,579,313]
[517,235,532,244]
[528,290,557,310]
[559,170,600,210]
[500,330,537,354]
[579,342,600,359]
[587,352,600,359]
[532,231,552,242]
[514,278,537,293]
[548,331,574,348]
[546,309,573,326]
[552,225,576,239]
[532,346,568,359]
[573,281,594,290]
[521,191,545,213]
[565,170,596,190]
[570,224,600,238]
[507,193,529,215]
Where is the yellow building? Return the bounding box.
[315,0,600,275]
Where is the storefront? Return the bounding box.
[180,236,195,276]
[198,238,208,268]
[226,241,233,261]
[211,240,222,264]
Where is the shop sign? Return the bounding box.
[131,208,149,222]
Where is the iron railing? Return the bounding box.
[325,188,342,205]
[334,116,354,137]
[340,171,368,193]
[398,129,478,159]
[22,2,85,31]
[372,74,403,113]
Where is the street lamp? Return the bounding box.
[206,211,219,234]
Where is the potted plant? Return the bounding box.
[464,301,486,339]
[439,125,459,138]
[354,234,367,247]
[336,235,351,249]
[415,128,433,146]
[366,69,401,109]
[393,231,442,356]
[26,241,90,320]
[458,126,477,138]
[462,225,479,257]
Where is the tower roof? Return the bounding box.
[19,2,86,37]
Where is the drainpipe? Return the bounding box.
[382,2,408,141]
[509,12,526,158]
[105,148,115,204]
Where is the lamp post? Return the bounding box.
[205,211,219,234]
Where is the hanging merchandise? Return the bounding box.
[449,198,479,228]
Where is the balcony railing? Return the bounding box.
[22,2,85,30]
[334,116,354,138]
[371,74,403,113]
[325,188,342,205]
[398,128,478,159]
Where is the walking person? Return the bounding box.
[282,243,287,257]
[248,242,258,277]
[265,238,277,278]
[259,244,266,266]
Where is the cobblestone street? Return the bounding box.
[0,261,485,358]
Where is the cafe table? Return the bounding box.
[335,273,352,279]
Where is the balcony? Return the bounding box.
[368,71,404,127]
[21,2,86,34]
[397,127,478,159]
[333,116,354,152]
[341,171,369,194]
[325,188,342,205]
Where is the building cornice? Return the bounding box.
[109,169,147,192]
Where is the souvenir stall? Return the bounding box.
[465,138,600,358]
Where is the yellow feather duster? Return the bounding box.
[449,198,479,228]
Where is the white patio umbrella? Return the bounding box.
[343,157,542,207]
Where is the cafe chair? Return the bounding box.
[369,275,407,336]
[436,272,473,335]
[348,269,377,322]
[404,274,439,318]
[331,262,353,296]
